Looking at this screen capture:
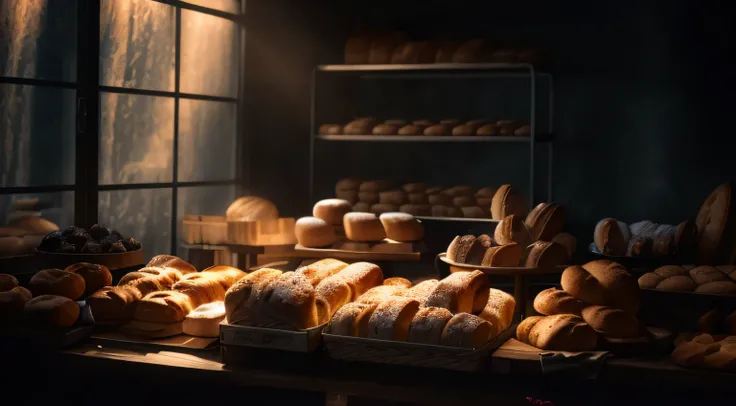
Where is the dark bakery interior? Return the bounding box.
[1,0,734,405]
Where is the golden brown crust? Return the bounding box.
[29,269,85,300]
[407,306,453,345]
[135,290,194,323]
[440,312,492,348]
[344,118,378,135]
[366,297,420,341]
[338,262,384,299]
[452,39,493,63]
[423,124,452,136]
[315,276,352,324]
[480,243,523,267]
[581,305,641,339]
[491,185,528,220]
[295,216,337,248]
[372,124,398,136]
[296,258,348,287]
[318,124,342,135]
[356,285,407,305]
[329,302,377,337]
[224,268,283,325]
[560,260,640,314]
[695,182,736,264]
[479,288,516,337]
[147,255,197,275]
[24,295,80,328]
[533,288,587,316]
[383,277,412,288]
[87,286,141,325]
[64,262,112,296]
[313,199,352,226]
[260,272,319,330]
[521,314,598,351]
[172,273,227,308]
[405,279,439,306]
[425,270,490,314]
[344,212,386,242]
[494,214,532,248]
[524,241,569,268]
[397,124,426,136]
[689,266,729,285]
[380,212,424,242]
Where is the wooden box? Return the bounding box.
[182,215,296,246]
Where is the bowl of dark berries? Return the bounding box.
[35,225,144,270]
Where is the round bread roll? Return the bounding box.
[8,216,59,235]
[399,204,431,216]
[479,288,516,336]
[689,266,729,285]
[397,124,426,136]
[358,191,379,204]
[480,243,523,267]
[64,262,112,296]
[581,305,641,339]
[29,269,85,300]
[353,202,371,212]
[0,274,19,292]
[0,286,32,322]
[372,123,398,135]
[24,295,80,327]
[147,255,197,275]
[366,296,420,341]
[370,203,399,215]
[295,216,336,248]
[517,314,597,351]
[451,124,477,137]
[533,288,587,316]
[224,268,283,326]
[426,270,490,314]
[380,212,424,242]
[313,199,352,226]
[524,241,569,268]
[344,212,386,242]
[183,301,226,338]
[423,124,452,136]
[379,190,407,205]
[407,306,453,345]
[87,286,141,325]
[135,290,194,323]
[425,186,443,195]
[428,194,452,206]
[525,202,565,241]
[336,190,359,205]
[384,277,412,288]
[671,338,721,367]
[461,206,486,218]
[593,218,628,256]
[441,186,474,197]
[552,232,577,257]
[226,196,279,221]
[329,302,377,337]
[402,183,426,193]
[407,193,429,204]
[336,178,362,192]
[405,279,439,306]
[695,281,736,295]
[359,180,391,193]
[491,185,528,220]
[440,313,492,348]
[357,285,407,305]
[561,260,640,314]
[494,214,532,248]
[318,124,342,135]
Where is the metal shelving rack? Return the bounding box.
[309,63,554,209]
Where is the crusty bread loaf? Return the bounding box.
[259,272,319,330]
[405,279,439,306]
[329,302,377,337]
[87,286,141,326]
[674,219,698,259]
[135,290,194,324]
[183,301,226,338]
[491,185,528,220]
[0,286,32,322]
[24,295,80,328]
[407,307,453,345]
[533,288,586,317]
[173,273,227,308]
[524,241,569,268]
[440,313,492,348]
[446,235,484,264]
[525,202,565,241]
[517,314,597,351]
[201,265,246,291]
[426,270,490,314]
[224,268,282,325]
[147,255,197,275]
[313,199,352,226]
[0,273,19,292]
[581,305,641,339]
[295,216,337,248]
[397,124,426,136]
[336,262,384,299]
[315,276,352,324]
[561,260,640,314]
[372,124,398,136]
[345,118,378,135]
[380,212,424,242]
[296,258,348,287]
[384,277,412,288]
[356,285,407,305]
[344,212,386,242]
[226,196,279,221]
[480,243,523,267]
[494,214,532,248]
[594,218,628,256]
[423,124,452,136]
[366,297,420,341]
[29,269,85,300]
[479,288,516,336]
[137,267,181,288]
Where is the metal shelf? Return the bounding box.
[315,134,552,143]
[316,63,542,73]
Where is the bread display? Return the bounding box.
[516,314,597,351]
[672,333,736,371]
[343,212,386,242]
[64,262,112,296]
[638,264,736,295]
[295,217,337,248]
[28,269,85,300]
[318,119,533,138]
[24,295,80,328]
[182,301,226,338]
[36,224,141,254]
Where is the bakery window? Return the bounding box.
[1,0,244,260]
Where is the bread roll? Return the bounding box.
[345,35,374,64]
[370,203,399,215]
[224,268,282,325]
[461,206,486,218]
[451,124,478,137]
[690,266,729,285]
[315,276,352,323]
[313,199,352,226]
[435,40,459,63]
[672,339,721,366]
[344,118,378,135]
[552,232,577,257]
[406,307,453,345]
[344,212,386,242]
[295,216,336,248]
[379,190,407,205]
[561,260,640,314]
[479,288,516,336]
[0,274,19,292]
[657,275,697,292]
[524,241,569,268]
[172,273,227,308]
[399,204,431,216]
[338,262,384,299]
[366,297,420,341]
[201,265,246,291]
[581,305,641,339]
[0,286,32,322]
[226,196,279,221]
[147,255,197,275]
[384,277,412,288]
[368,32,407,64]
[183,301,226,338]
[426,270,490,314]
[425,186,443,195]
[402,183,426,193]
[480,243,523,267]
[695,281,736,295]
[29,269,85,300]
[452,195,476,208]
[491,185,528,220]
[296,258,348,287]
[517,314,597,351]
[318,124,342,135]
[494,215,532,248]
[406,279,439,306]
[397,124,426,136]
[380,212,424,242]
[428,194,452,206]
[64,262,112,296]
[452,39,493,63]
[593,218,627,256]
[358,191,379,204]
[423,124,452,136]
[329,302,377,337]
[24,295,80,328]
[533,288,586,317]
[135,290,194,324]
[440,313,492,349]
[87,286,141,325]
[525,203,565,241]
[8,216,58,235]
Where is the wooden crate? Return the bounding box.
[182,215,296,246]
[181,215,228,245]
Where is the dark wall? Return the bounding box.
[244,0,736,248]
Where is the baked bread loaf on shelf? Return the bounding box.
[494,214,532,247]
[343,212,386,242]
[64,262,113,296]
[225,268,283,326]
[313,199,352,226]
[479,288,516,336]
[24,295,80,328]
[516,314,597,351]
[366,296,420,341]
[295,216,337,248]
[491,185,528,220]
[425,270,490,314]
[29,269,85,300]
[581,305,641,339]
[183,301,226,338]
[440,312,493,348]
[638,264,736,294]
[525,202,565,241]
[329,302,377,337]
[87,286,141,326]
[561,260,640,314]
[407,306,453,345]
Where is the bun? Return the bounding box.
[524,241,569,268]
[29,269,85,300]
[494,215,532,248]
[452,39,493,63]
[183,301,226,337]
[407,307,453,345]
[343,212,386,242]
[372,124,398,135]
[561,260,640,314]
[384,277,412,288]
[313,199,352,225]
[426,270,490,314]
[135,290,194,323]
[336,178,362,192]
[0,286,32,321]
[64,262,112,296]
[594,218,628,256]
[399,204,431,216]
[224,268,283,325]
[24,295,80,328]
[422,124,451,136]
[379,190,407,205]
[87,286,141,325]
[479,288,516,336]
[296,258,348,287]
[690,266,729,285]
[481,243,523,267]
[359,180,391,193]
[366,297,420,341]
[226,196,279,221]
[477,124,499,136]
[516,314,597,351]
[295,217,336,248]
[533,288,586,316]
[440,313,492,348]
[345,35,374,64]
[581,305,641,338]
[0,274,19,292]
[525,203,565,241]
[329,302,377,337]
[380,212,424,242]
[491,185,528,220]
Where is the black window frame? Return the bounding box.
[0,0,247,256]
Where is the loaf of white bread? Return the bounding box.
[327,270,514,349]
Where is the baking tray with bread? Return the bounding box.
[318,118,535,140]
[322,271,516,372]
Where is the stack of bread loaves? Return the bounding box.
[328,270,515,349]
[446,197,575,268]
[295,198,424,248]
[319,118,531,139]
[638,265,736,295]
[671,333,736,371]
[224,259,384,330]
[517,260,645,351]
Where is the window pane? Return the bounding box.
[0,191,73,257]
[178,99,236,182]
[183,0,241,14]
[0,84,75,187]
[99,188,171,261]
[181,10,237,98]
[0,0,77,82]
[177,184,235,254]
[99,92,174,185]
[99,0,175,91]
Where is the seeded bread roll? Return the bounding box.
[494,214,532,248]
[224,268,283,326]
[399,204,431,216]
[344,212,386,242]
[561,260,640,314]
[296,258,348,287]
[313,199,352,226]
[516,314,598,351]
[594,218,628,256]
[440,313,493,348]
[407,306,453,345]
[398,124,426,136]
[384,277,412,288]
[581,305,641,339]
[29,269,85,300]
[357,285,407,305]
[366,297,420,341]
[533,288,586,317]
[318,124,342,135]
[426,270,490,314]
[295,216,336,248]
[24,295,80,328]
[405,279,439,306]
[525,203,565,241]
[380,212,424,242]
[479,288,516,336]
[329,302,377,337]
[524,241,569,268]
[480,243,523,267]
[491,185,528,220]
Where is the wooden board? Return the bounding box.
[438,253,566,276]
[294,240,425,261]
